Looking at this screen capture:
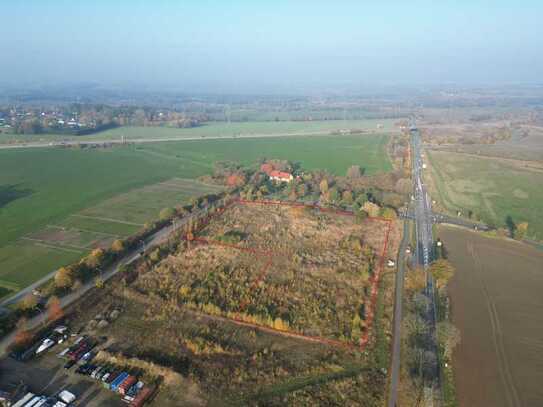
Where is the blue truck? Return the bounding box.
[110,372,129,392]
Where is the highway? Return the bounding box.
[412,126,440,406]
[412,129,434,268]
[388,124,440,407]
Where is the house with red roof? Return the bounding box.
[269,170,293,183]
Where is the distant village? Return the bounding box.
[0,105,205,136]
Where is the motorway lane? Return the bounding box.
[412,128,440,406]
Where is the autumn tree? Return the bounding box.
[47,296,64,322]
[319,179,329,195]
[515,222,529,240]
[55,267,74,289]
[429,259,455,289]
[406,267,426,294]
[226,173,246,188]
[362,201,380,217]
[342,190,354,205]
[18,293,38,311]
[14,318,33,347]
[85,248,105,269]
[111,239,125,253]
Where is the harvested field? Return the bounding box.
[428,125,543,162]
[25,225,116,250]
[438,226,543,407]
[78,178,224,225]
[426,150,543,240]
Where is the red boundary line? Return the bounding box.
[185,198,393,351]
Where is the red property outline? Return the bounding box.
[187,198,393,351]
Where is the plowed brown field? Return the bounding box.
[438,226,543,407]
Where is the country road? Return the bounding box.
[0,128,388,150]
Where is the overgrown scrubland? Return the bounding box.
[63,201,398,405]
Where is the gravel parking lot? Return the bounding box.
[0,342,124,406]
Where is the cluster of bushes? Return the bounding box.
[204,159,406,220]
[137,238,375,343]
[402,253,459,404]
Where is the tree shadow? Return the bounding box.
[0,184,33,208]
[505,215,516,238]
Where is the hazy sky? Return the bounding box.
[1,0,541,92]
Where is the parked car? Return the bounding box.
[81,351,95,362]
[91,365,103,378]
[58,390,76,404]
[36,339,55,354]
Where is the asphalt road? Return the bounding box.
[388,126,440,406]
[412,128,440,406]
[0,128,389,150]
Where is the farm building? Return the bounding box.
[269,170,293,183]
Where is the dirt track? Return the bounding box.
[439,226,543,407]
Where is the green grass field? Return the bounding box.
[140,133,392,176]
[77,178,224,225]
[0,119,396,144]
[427,150,543,240]
[0,243,85,293]
[0,133,391,297]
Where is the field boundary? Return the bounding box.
[184,198,392,351]
[70,214,144,227]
